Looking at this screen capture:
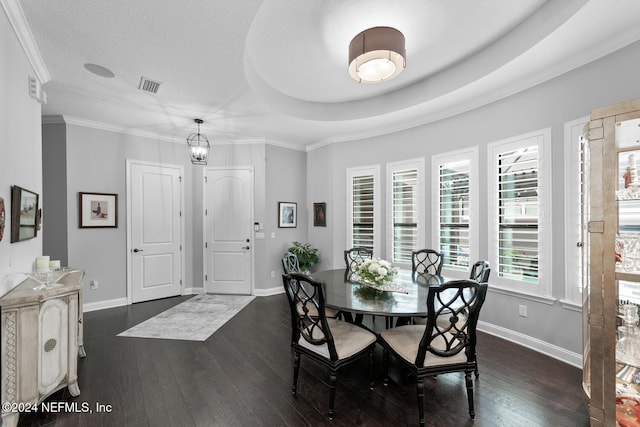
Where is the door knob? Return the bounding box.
[242,246,250,250]
[133,248,143,253]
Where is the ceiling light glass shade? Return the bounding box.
[348,26,406,83]
[187,119,210,165]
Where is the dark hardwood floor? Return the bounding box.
[18,294,589,427]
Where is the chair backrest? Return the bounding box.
[344,247,373,271]
[469,260,490,283]
[282,273,338,360]
[282,252,300,274]
[411,249,443,274]
[415,279,488,366]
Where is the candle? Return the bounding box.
[35,256,50,273]
[49,260,60,271]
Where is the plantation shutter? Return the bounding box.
[497,145,539,282]
[392,168,418,264]
[438,160,470,271]
[351,174,374,250]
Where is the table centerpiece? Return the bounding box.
[352,258,406,293]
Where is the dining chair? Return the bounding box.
[379,279,488,427]
[344,247,374,271]
[282,251,300,274]
[411,249,443,275]
[282,273,377,420]
[469,260,491,283]
[282,252,340,319]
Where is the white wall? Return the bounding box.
[0,9,43,295]
[306,39,640,361]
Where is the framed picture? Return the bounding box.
[79,192,118,228]
[10,185,39,242]
[278,202,297,228]
[314,202,326,227]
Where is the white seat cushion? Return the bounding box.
[296,302,340,319]
[381,325,467,367]
[299,319,376,360]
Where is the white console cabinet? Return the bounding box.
[0,270,84,427]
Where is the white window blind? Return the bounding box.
[392,168,419,264]
[438,159,471,271]
[347,166,380,255]
[497,145,539,282]
[351,174,375,250]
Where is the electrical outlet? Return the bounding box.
[90,280,99,290]
[518,304,527,317]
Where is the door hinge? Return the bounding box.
[204,176,208,183]
[179,211,182,217]
[180,245,182,251]
[179,176,182,183]
[180,279,182,285]
[205,274,208,281]
[205,209,208,216]
[205,242,208,248]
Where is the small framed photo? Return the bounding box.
[278,202,297,228]
[314,202,326,227]
[79,192,118,228]
[10,185,39,242]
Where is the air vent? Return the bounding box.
[138,76,162,94]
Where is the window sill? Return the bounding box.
[488,285,557,305]
[559,299,582,312]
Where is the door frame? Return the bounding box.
[125,159,186,304]
[203,166,255,295]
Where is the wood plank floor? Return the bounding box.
[18,294,589,427]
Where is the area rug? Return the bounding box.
[117,294,255,341]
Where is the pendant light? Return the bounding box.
[187,119,210,165]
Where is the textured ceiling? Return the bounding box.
[13,0,640,149]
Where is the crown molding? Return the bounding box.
[1,0,50,83]
[265,139,306,152]
[56,115,184,144]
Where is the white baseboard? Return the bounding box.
[478,320,582,368]
[83,297,128,312]
[183,287,203,295]
[254,286,284,297]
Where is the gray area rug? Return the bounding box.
[118,294,256,341]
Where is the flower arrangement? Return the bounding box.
[355,258,398,285]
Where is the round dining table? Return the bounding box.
[311,268,448,320]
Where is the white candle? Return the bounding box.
[35,256,50,273]
[49,260,60,271]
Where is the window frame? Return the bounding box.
[487,128,553,301]
[386,158,425,267]
[432,147,478,279]
[346,165,381,257]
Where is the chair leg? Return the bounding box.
[382,347,389,386]
[292,351,300,396]
[416,378,425,427]
[328,370,337,420]
[474,352,480,377]
[465,371,475,419]
[369,347,375,390]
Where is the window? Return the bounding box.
[563,117,589,308]
[432,148,478,277]
[387,159,425,266]
[488,129,552,299]
[346,166,380,255]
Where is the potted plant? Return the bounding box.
[288,241,319,273]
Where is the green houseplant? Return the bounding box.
[288,241,319,273]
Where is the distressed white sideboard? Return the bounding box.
[0,270,85,427]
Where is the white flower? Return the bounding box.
[377,267,387,277]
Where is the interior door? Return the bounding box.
[128,161,183,303]
[204,168,253,295]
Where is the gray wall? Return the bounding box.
[306,39,640,356]
[42,123,68,266]
[0,10,44,296]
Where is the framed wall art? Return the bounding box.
[10,185,39,242]
[79,192,118,228]
[278,202,297,228]
[313,202,326,227]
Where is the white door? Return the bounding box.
[128,161,183,303]
[204,168,253,294]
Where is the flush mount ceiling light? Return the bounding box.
[186,119,210,165]
[348,26,406,83]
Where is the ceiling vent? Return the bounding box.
[138,76,162,94]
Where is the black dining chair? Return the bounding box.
[469,260,491,283]
[282,273,377,420]
[344,247,374,271]
[411,249,443,275]
[379,279,488,427]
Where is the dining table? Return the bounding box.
[311,268,450,326]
